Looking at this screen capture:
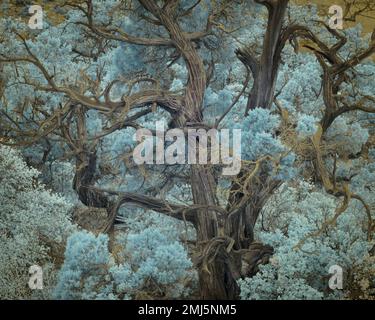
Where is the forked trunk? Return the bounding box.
[190,166,239,299]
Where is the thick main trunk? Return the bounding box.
[244,0,289,113]
[190,166,241,299]
[190,167,274,299]
[198,244,241,299]
[136,0,286,299]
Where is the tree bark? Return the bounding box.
[190,166,241,299]
[240,0,289,113]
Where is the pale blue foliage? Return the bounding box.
[179,0,211,32]
[276,51,323,116]
[296,114,318,137]
[126,228,193,287]
[113,44,147,76]
[109,263,140,294]
[54,228,195,299]
[239,181,374,300]
[239,264,324,300]
[326,117,369,155]
[44,160,79,204]
[239,108,281,160]
[341,24,369,55]
[203,86,241,123]
[170,78,185,91]
[53,231,114,300]
[0,145,74,299]
[235,108,298,180]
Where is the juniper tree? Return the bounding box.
[0,0,374,299]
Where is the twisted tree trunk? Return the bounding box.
[78,0,291,300]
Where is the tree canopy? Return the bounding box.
[0,0,374,300]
